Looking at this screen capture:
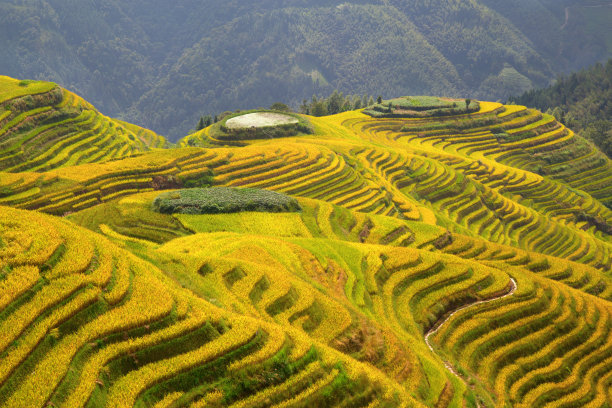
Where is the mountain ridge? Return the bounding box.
[3,0,612,139]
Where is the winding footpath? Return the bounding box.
[424,278,518,378]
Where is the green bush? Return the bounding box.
[152,187,301,214]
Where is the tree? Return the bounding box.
[548,107,565,125]
[299,99,309,114]
[465,98,471,110]
[311,100,328,116]
[203,115,213,126]
[362,94,369,108]
[196,116,205,131]
[342,99,352,112]
[327,90,344,114]
[585,120,612,157]
[353,95,362,110]
[377,95,383,104]
[270,102,291,112]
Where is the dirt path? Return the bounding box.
[561,7,570,30]
[424,278,517,399]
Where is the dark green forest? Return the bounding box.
[2,0,612,140]
[511,59,612,158]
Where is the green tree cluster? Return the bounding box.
[299,91,374,117]
[195,115,213,131]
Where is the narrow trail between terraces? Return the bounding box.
[424,278,517,404]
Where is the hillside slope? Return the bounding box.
[511,59,612,157]
[3,0,612,139]
[0,76,166,172]
[0,205,419,407]
[0,86,611,407]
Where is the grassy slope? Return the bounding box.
[1,88,611,407]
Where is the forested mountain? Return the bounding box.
[2,0,612,140]
[511,59,612,157]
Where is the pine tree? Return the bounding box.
[196,117,205,131]
[327,90,344,114]
[270,102,291,112]
[311,101,328,116]
[342,99,352,112]
[299,99,309,114]
[362,94,369,108]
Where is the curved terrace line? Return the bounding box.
[424,277,518,381]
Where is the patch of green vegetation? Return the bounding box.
[39,244,66,275]
[0,265,9,281]
[153,187,301,215]
[18,80,36,87]
[132,329,266,407]
[364,96,480,118]
[298,90,375,116]
[218,344,318,405]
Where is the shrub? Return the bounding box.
[269,102,292,112]
[152,187,301,214]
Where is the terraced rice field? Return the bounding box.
[0,77,611,407]
[0,76,166,173]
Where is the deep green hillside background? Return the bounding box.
[2,0,612,140]
[511,59,612,158]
